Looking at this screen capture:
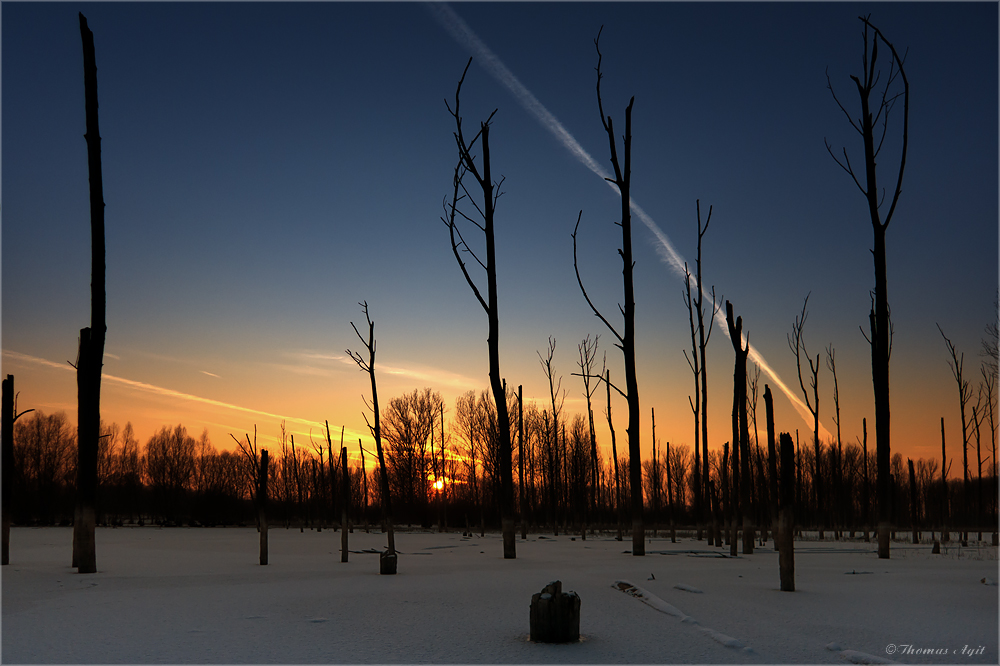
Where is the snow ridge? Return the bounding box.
[613,580,752,654]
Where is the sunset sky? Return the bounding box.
[3,2,997,471]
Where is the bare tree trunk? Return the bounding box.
[778,432,795,591]
[941,417,949,542]
[359,439,369,533]
[722,442,731,549]
[347,302,395,571]
[695,201,718,545]
[73,14,107,575]
[764,386,779,551]
[519,385,527,539]
[443,61,515,559]
[341,446,349,562]
[908,458,919,544]
[727,302,753,554]
[606,370,622,541]
[258,450,269,565]
[573,30,643,555]
[828,18,908,559]
[2,376,14,565]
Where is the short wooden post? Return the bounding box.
[778,432,795,591]
[259,450,269,565]
[529,580,580,642]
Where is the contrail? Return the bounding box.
[428,2,830,440]
[1,349,330,436]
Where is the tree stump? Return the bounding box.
[931,540,941,554]
[380,550,397,575]
[529,581,580,643]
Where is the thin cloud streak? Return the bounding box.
[2,350,326,434]
[429,2,826,438]
[282,349,479,390]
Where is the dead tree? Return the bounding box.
[778,432,795,591]
[683,263,702,540]
[726,302,753,553]
[518,384,526,539]
[359,439,369,533]
[572,27,643,555]
[2,376,34,565]
[258,450,269,565]
[937,324,972,528]
[605,367,623,541]
[788,294,822,538]
[346,301,396,573]
[941,417,950,541]
[982,295,998,505]
[826,344,844,537]
[826,14,909,559]
[764,385,779,551]
[442,59,515,559]
[908,458,919,543]
[577,335,601,527]
[862,418,871,541]
[538,337,564,534]
[72,14,107,575]
[694,201,720,544]
[341,446,349,562]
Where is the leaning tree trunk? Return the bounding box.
[73,13,107,575]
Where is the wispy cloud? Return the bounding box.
[2,349,326,433]
[199,370,221,378]
[278,349,479,391]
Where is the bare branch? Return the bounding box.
[826,67,863,135]
[572,211,624,344]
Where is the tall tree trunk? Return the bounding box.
[941,417,949,541]
[341,446,349,562]
[827,18,907,559]
[258,450,269,565]
[444,64,514,559]
[347,303,394,566]
[908,458,919,544]
[764,386,779,551]
[778,432,795,591]
[519,385,526,539]
[74,14,107,575]
[727,302,753,554]
[607,370,622,541]
[2,376,14,565]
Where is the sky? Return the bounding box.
[2,2,997,471]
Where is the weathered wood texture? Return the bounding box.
[529,580,580,643]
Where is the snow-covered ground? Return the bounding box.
[3,526,997,664]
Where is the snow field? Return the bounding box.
[2,527,997,664]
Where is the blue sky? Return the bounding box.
[2,2,997,465]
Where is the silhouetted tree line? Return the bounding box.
[10,376,995,540]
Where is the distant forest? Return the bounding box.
[9,383,998,539]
